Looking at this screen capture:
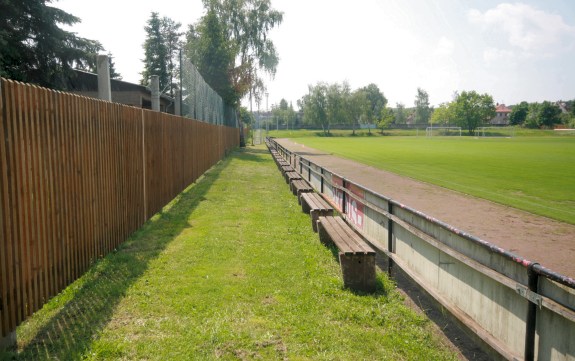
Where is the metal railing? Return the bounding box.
[268,137,575,361]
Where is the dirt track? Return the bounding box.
[276,138,575,279]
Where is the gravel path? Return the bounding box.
[276,138,575,279]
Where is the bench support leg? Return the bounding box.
[310,209,333,233]
[339,253,376,293]
[297,189,313,204]
[301,198,311,214]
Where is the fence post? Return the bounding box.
[524,264,540,361]
[388,202,394,275]
[150,75,160,112]
[320,167,324,194]
[141,109,148,221]
[96,54,111,101]
[342,179,347,216]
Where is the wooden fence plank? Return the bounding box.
[0,79,10,337]
[0,78,239,339]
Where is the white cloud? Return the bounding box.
[434,36,455,58]
[468,3,575,57]
[483,47,515,65]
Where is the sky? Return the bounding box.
[54,0,575,109]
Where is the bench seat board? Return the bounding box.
[290,179,313,196]
[319,216,375,255]
[285,171,302,184]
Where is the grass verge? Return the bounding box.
[3,146,458,360]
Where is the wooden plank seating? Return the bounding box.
[281,164,295,175]
[277,159,290,168]
[290,179,314,200]
[317,216,376,293]
[284,171,302,184]
[274,156,289,168]
[300,192,333,232]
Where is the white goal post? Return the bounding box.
[425,126,462,137]
[474,126,516,138]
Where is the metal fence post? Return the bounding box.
[388,202,394,275]
[524,264,540,361]
[342,179,347,216]
[320,168,324,194]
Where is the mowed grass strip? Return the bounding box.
[275,132,575,225]
[6,147,458,360]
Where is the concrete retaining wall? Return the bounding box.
[271,138,575,361]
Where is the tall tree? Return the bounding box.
[272,98,296,130]
[141,12,168,90]
[161,16,183,97]
[509,101,529,125]
[187,9,236,105]
[452,90,495,135]
[430,102,455,125]
[347,89,370,135]
[0,0,102,88]
[378,107,395,133]
[414,88,432,124]
[395,103,407,124]
[326,82,350,126]
[198,0,283,105]
[537,101,562,128]
[141,12,182,96]
[362,83,387,128]
[302,83,329,134]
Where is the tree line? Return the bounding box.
[432,97,573,133]
[270,83,575,135]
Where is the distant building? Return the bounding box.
[490,103,512,125]
[66,70,175,113]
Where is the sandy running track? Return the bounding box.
[276,138,575,279]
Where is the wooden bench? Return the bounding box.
[276,158,290,168]
[300,192,333,232]
[317,216,376,293]
[284,171,302,184]
[280,164,295,175]
[290,179,314,200]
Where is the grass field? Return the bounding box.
[266,129,575,225]
[3,147,458,360]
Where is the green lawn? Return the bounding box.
[268,130,575,225]
[4,147,458,360]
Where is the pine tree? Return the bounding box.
[141,12,169,91]
[0,0,102,88]
[186,9,236,105]
[140,12,182,96]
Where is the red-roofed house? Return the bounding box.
[490,104,512,125]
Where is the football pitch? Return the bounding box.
[269,131,575,225]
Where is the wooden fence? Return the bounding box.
[0,78,239,339]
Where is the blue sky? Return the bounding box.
[55,0,575,109]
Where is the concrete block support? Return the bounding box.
[150,75,160,112]
[339,253,376,293]
[96,54,111,101]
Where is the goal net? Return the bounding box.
[474,127,515,138]
[426,126,462,136]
